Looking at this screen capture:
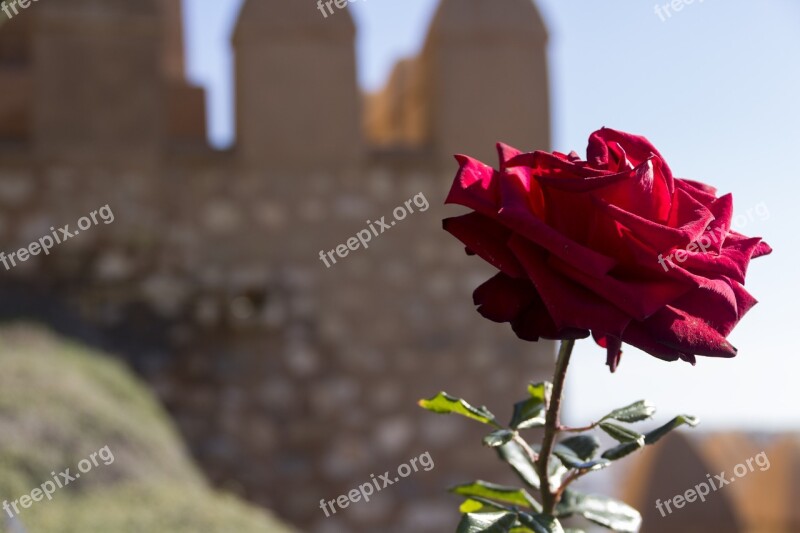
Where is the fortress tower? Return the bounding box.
[421,0,551,163]
[366,0,551,164]
[0,10,33,142]
[31,0,164,162]
[233,0,363,171]
[0,0,205,158]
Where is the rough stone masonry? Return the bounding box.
[0,1,554,531]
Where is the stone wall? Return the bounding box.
[0,1,555,531]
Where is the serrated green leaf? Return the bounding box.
[497,441,541,490]
[460,497,513,514]
[461,499,489,514]
[599,421,645,445]
[510,398,547,429]
[552,444,610,471]
[451,481,539,510]
[517,513,565,533]
[558,435,600,461]
[510,382,551,430]
[602,414,700,460]
[457,511,518,533]
[497,441,568,492]
[418,392,496,425]
[484,429,516,448]
[528,382,553,404]
[644,414,699,445]
[556,491,641,533]
[600,440,643,461]
[601,400,656,423]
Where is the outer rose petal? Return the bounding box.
[703,193,734,254]
[443,213,525,278]
[724,276,759,321]
[511,296,590,342]
[664,229,772,286]
[472,272,589,342]
[675,178,718,204]
[665,188,715,241]
[668,278,740,336]
[473,273,536,323]
[642,305,738,358]
[497,142,522,169]
[593,332,624,372]
[621,322,690,363]
[753,241,773,258]
[445,155,500,216]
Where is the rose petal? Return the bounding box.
[724,276,759,321]
[507,150,608,181]
[752,240,773,258]
[445,155,500,216]
[666,187,715,240]
[473,273,536,323]
[594,157,673,223]
[642,305,738,358]
[587,128,674,184]
[702,193,734,254]
[511,297,590,342]
[592,333,623,372]
[676,178,718,201]
[548,255,693,321]
[621,322,686,362]
[497,142,522,169]
[443,213,525,278]
[591,189,713,255]
[497,170,617,278]
[668,278,740,336]
[507,235,631,336]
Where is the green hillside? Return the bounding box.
[0,323,295,533]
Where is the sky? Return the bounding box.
[183,0,800,430]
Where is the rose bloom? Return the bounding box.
[444,128,771,371]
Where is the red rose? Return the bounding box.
[443,128,771,371]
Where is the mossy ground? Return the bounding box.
[0,323,295,533]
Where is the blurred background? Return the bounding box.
[0,0,797,532]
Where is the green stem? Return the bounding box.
[536,338,575,515]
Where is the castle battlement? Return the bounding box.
[0,2,554,531]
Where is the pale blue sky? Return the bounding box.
[183,0,800,430]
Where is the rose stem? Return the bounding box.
[536,338,575,516]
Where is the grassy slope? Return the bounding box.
[0,323,295,533]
